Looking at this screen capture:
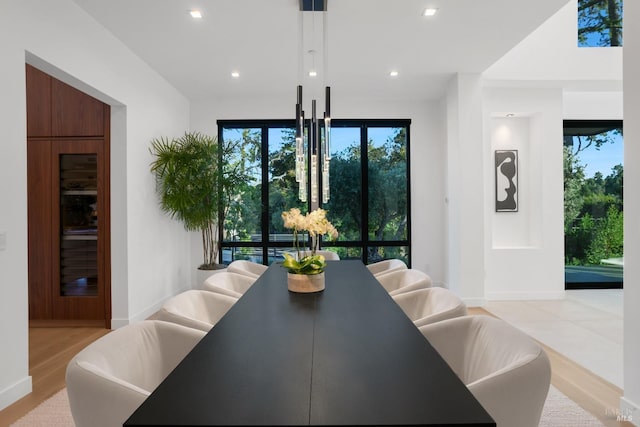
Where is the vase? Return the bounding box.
[287,272,325,293]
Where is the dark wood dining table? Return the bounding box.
[125,260,495,426]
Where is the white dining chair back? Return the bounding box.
[376,268,431,296]
[66,320,205,427]
[227,260,268,279]
[203,271,256,298]
[155,290,238,332]
[419,315,551,427]
[392,287,467,327]
[366,259,408,277]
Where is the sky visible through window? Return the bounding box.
[331,127,396,157]
[574,132,623,178]
[578,0,623,47]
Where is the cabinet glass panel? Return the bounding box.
[60,154,98,297]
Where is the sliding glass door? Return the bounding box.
[563,120,623,289]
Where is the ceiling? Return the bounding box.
[72,0,570,102]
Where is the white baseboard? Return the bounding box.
[485,290,565,301]
[111,317,131,329]
[111,287,190,329]
[0,375,32,411]
[620,396,638,425]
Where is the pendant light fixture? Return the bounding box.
[295,0,331,206]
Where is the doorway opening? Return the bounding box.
[26,64,111,327]
[563,120,623,289]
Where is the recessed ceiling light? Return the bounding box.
[505,113,515,117]
[231,71,240,78]
[190,10,202,18]
[423,8,438,16]
[308,70,318,77]
[389,70,399,77]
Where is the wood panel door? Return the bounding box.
[51,140,108,323]
[27,140,53,320]
[26,64,111,327]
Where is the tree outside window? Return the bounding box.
[218,120,411,266]
[563,120,623,289]
[578,0,623,47]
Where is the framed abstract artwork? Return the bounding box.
[495,150,518,212]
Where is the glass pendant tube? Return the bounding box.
[322,86,331,203]
[295,85,307,202]
[311,100,318,204]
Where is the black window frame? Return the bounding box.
[218,119,412,267]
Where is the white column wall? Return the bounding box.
[483,88,565,299]
[0,7,31,408]
[0,0,190,409]
[190,95,447,287]
[622,0,640,422]
[444,74,486,305]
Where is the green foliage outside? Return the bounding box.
[564,133,623,266]
[578,0,623,47]
[221,125,409,265]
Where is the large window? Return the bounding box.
[578,0,623,47]
[218,119,411,266]
[563,120,623,289]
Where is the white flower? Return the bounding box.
[282,208,339,249]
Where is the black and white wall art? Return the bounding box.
[495,150,518,212]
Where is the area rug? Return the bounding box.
[10,389,73,426]
[539,386,604,426]
[11,385,604,426]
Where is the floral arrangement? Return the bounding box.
[281,208,338,275]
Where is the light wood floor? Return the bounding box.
[0,313,632,426]
[0,327,109,426]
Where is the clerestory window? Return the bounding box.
[578,0,623,47]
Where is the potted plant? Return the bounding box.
[150,132,241,275]
[281,208,338,292]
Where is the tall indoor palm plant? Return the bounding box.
[150,132,224,270]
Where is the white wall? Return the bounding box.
[622,0,640,422]
[483,88,565,299]
[481,0,623,302]
[190,94,447,287]
[444,74,486,305]
[485,0,622,88]
[0,3,31,408]
[0,0,191,409]
[563,91,623,120]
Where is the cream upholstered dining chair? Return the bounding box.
[419,315,551,427]
[366,258,408,277]
[202,271,256,298]
[392,287,467,327]
[155,290,238,332]
[375,268,432,296]
[227,259,268,279]
[66,320,205,427]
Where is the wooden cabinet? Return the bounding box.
[26,65,111,327]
